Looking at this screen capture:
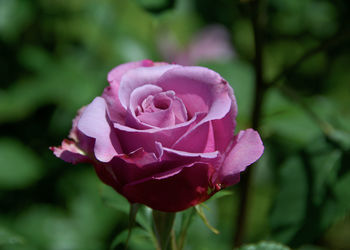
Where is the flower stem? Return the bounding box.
[234,0,266,247]
[152,210,176,250]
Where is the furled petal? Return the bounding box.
[156,66,232,119]
[77,97,123,162]
[219,129,264,186]
[104,60,154,124]
[118,64,179,109]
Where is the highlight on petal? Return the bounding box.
[77,97,123,162]
[219,129,264,186]
[107,60,154,84]
[50,139,88,164]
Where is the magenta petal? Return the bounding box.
[77,97,123,162]
[219,129,264,186]
[122,162,212,212]
[172,121,215,153]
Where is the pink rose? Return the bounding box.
[51,60,264,212]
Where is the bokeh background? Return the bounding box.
[0,0,349,249]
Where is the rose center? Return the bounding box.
[153,95,171,110]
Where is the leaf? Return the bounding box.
[269,156,308,243]
[0,226,25,247]
[195,205,219,235]
[0,138,43,189]
[110,228,155,250]
[99,184,130,214]
[237,241,290,250]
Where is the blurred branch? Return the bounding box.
[234,0,267,247]
[268,30,350,87]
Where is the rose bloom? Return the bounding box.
[51,60,264,212]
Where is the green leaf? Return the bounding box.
[0,138,43,189]
[99,184,130,214]
[269,156,308,243]
[237,241,290,250]
[0,226,25,247]
[110,228,155,250]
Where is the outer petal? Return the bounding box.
[50,139,89,164]
[107,60,154,84]
[219,129,264,186]
[122,162,213,212]
[77,97,123,162]
[93,142,219,197]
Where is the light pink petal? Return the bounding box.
[107,60,153,84]
[219,129,264,186]
[77,97,122,162]
[157,66,232,121]
[126,84,163,129]
[211,91,237,152]
[118,64,178,109]
[104,60,154,124]
[50,139,88,164]
[137,109,175,128]
[172,96,188,123]
[158,67,234,153]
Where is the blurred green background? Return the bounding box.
[0,0,349,249]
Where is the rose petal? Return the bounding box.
[118,64,179,109]
[157,66,232,119]
[114,112,206,154]
[107,60,153,83]
[50,139,88,164]
[219,129,264,186]
[77,97,123,162]
[171,121,216,153]
[104,60,154,124]
[122,162,212,212]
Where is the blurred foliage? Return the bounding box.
[0,0,349,249]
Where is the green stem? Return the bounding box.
[177,208,196,250]
[152,210,176,250]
